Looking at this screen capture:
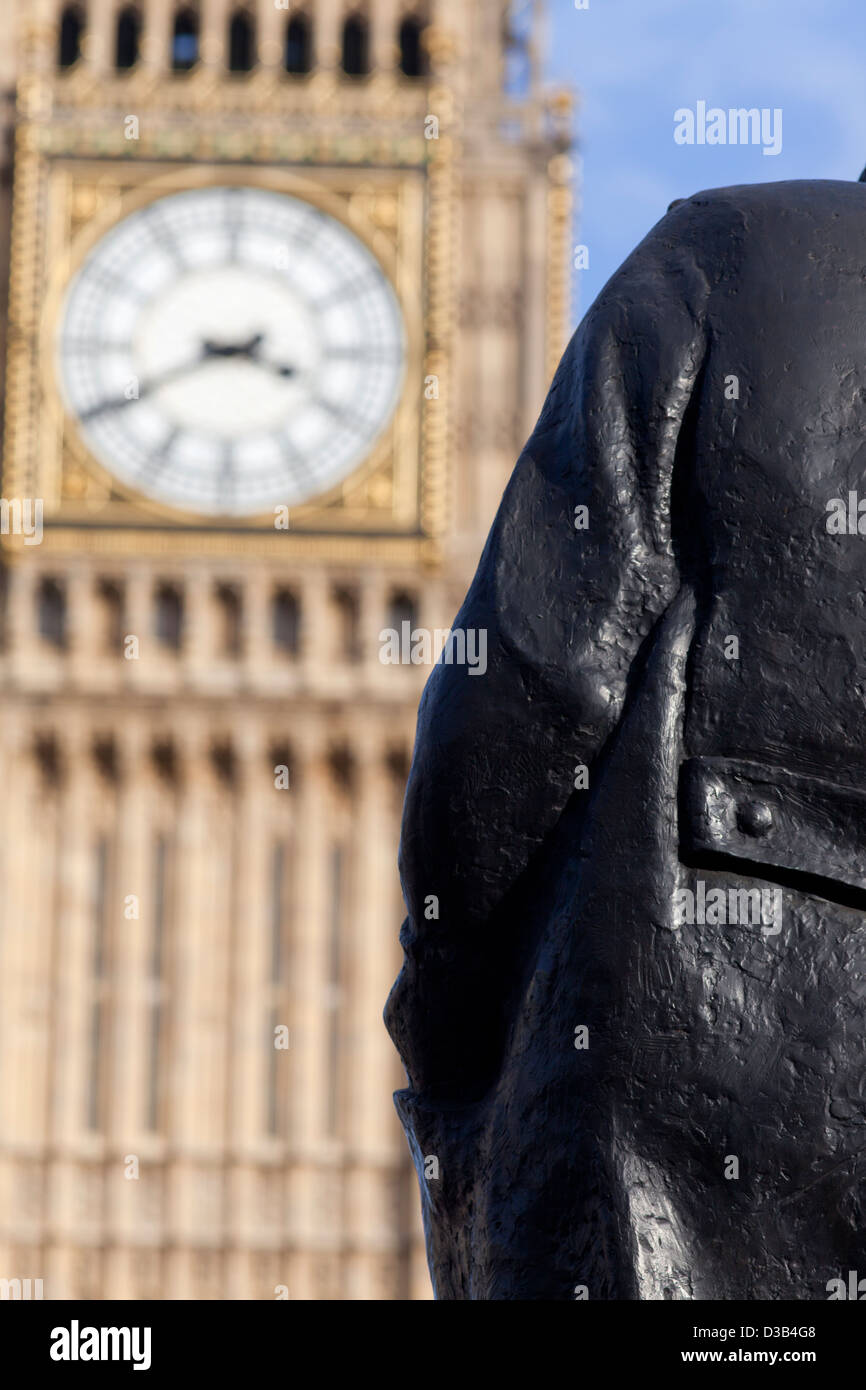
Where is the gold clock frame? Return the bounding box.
[3,51,460,566]
[40,162,424,529]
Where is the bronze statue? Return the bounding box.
[386,178,866,1299]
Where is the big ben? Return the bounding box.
[0,0,573,1300]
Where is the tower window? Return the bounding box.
[154,583,183,650]
[172,6,199,71]
[58,4,85,69]
[388,589,418,635]
[398,15,428,77]
[152,738,178,784]
[341,14,369,76]
[93,735,119,783]
[332,586,361,663]
[38,577,67,648]
[96,578,124,652]
[272,588,300,655]
[284,13,312,74]
[210,739,237,787]
[34,733,62,786]
[115,5,141,70]
[215,582,243,657]
[228,8,255,72]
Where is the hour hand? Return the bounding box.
[202,332,264,358]
[202,333,296,377]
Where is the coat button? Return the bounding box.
[736,800,774,837]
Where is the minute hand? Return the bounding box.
[79,354,207,421]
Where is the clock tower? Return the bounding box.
[0,0,573,1299]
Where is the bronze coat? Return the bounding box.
[386,181,866,1299]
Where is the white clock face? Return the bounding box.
[55,186,407,516]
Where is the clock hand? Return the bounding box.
[79,352,208,420]
[203,334,296,377]
[82,338,298,422]
[202,332,265,359]
[257,359,297,378]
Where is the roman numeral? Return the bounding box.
[216,443,236,508]
[142,428,180,480]
[223,188,244,263]
[143,205,187,270]
[307,269,381,312]
[323,343,401,363]
[60,337,131,355]
[310,395,368,434]
[88,268,150,303]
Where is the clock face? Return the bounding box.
[55,186,407,516]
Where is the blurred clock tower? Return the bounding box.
[0,0,573,1299]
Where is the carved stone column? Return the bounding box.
[121,566,152,691]
[256,0,284,70]
[200,0,229,69]
[371,0,399,71]
[342,727,401,1298]
[83,0,114,74]
[165,722,222,1298]
[140,0,173,71]
[286,717,330,1298]
[50,716,97,1142]
[225,716,270,1299]
[67,565,97,690]
[47,716,102,1299]
[0,714,51,1225]
[358,565,387,691]
[241,571,271,684]
[313,0,341,71]
[105,720,156,1298]
[299,568,328,691]
[181,567,214,686]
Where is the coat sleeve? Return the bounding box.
[385,197,721,1099]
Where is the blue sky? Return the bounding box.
[542,0,866,323]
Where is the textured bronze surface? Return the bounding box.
[387,179,866,1299]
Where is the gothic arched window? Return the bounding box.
[215,582,243,656]
[284,12,312,74]
[96,577,124,652]
[228,8,255,72]
[38,577,66,647]
[155,582,183,650]
[341,14,369,77]
[171,6,199,71]
[272,588,300,655]
[331,586,361,663]
[398,14,428,77]
[58,4,85,69]
[115,5,141,70]
[387,589,418,636]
